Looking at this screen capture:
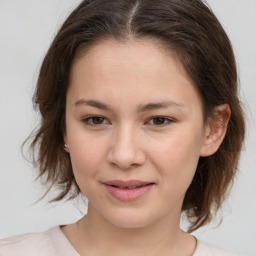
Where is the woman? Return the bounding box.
[0,0,245,255]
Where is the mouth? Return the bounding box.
[102,180,155,201]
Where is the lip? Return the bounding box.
[102,180,155,201]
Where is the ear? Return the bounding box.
[200,104,231,157]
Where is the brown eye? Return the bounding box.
[82,116,108,127]
[91,116,104,124]
[152,117,166,125]
[147,116,173,127]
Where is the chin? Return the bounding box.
[104,209,158,229]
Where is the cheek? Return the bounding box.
[68,137,105,188]
[68,123,105,168]
[150,130,203,187]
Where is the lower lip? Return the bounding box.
[104,184,154,201]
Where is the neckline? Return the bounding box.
[52,226,80,255]
[55,225,201,256]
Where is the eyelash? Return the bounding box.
[81,116,174,127]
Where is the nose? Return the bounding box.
[106,124,146,170]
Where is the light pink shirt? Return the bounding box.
[0,227,243,256]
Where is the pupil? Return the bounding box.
[92,117,103,124]
[153,117,165,125]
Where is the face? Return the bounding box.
[65,39,209,228]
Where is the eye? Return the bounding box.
[82,116,109,127]
[147,116,174,126]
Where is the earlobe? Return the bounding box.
[200,104,231,157]
[63,134,70,153]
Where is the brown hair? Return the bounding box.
[29,0,245,232]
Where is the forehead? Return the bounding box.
[68,39,202,111]
[72,39,187,80]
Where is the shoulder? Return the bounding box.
[0,226,77,256]
[194,240,244,256]
[0,228,52,256]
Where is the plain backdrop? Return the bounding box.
[0,1,255,255]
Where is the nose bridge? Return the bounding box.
[107,123,145,169]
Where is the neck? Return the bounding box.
[74,204,196,256]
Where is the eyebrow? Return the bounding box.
[74,99,184,112]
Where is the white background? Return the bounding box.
[0,1,255,255]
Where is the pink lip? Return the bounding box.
[103,180,155,201]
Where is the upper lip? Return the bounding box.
[102,180,154,188]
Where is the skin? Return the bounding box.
[63,39,230,255]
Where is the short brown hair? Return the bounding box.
[28,0,245,232]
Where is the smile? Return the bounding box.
[102,180,155,201]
